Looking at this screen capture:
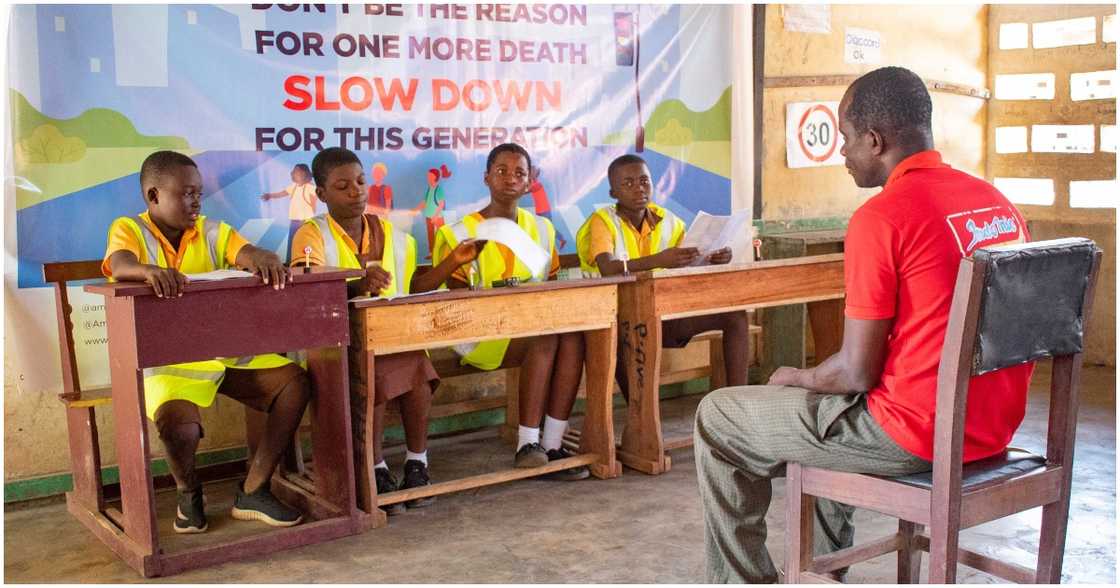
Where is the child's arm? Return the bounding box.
[593,247,700,276]
[235,244,292,290]
[107,250,188,298]
[260,190,290,201]
[411,240,486,292]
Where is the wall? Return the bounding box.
[761,4,989,221]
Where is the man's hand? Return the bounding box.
[241,248,290,290]
[654,246,700,268]
[707,247,733,265]
[448,239,487,266]
[143,265,188,298]
[767,366,803,387]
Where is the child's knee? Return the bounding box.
[531,333,560,355]
[159,422,202,447]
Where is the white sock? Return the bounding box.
[405,450,428,465]
[517,425,540,450]
[374,460,388,471]
[542,416,568,451]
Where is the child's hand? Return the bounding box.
[143,265,188,298]
[449,239,487,266]
[706,247,733,265]
[655,247,700,268]
[260,193,271,201]
[363,264,393,294]
[244,249,291,290]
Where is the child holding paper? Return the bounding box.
[428,143,588,480]
[576,154,750,395]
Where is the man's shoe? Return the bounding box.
[544,448,590,481]
[400,460,435,509]
[375,467,406,516]
[514,442,549,468]
[231,483,303,527]
[174,486,208,534]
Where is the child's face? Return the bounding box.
[484,151,530,206]
[372,165,386,183]
[608,162,653,213]
[147,164,203,231]
[292,167,310,184]
[316,162,367,221]
[426,170,438,188]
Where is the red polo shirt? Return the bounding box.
[845,150,1033,463]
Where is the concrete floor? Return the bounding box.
[4,364,1115,583]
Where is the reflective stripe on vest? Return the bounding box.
[142,364,224,382]
[308,214,413,296]
[577,205,681,272]
[125,215,229,273]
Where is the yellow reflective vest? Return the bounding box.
[575,203,685,274]
[433,208,555,370]
[110,215,293,420]
[302,214,417,297]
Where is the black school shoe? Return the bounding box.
[375,467,406,516]
[174,486,207,534]
[400,460,436,509]
[231,483,303,527]
[514,442,549,467]
[544,447,591,481]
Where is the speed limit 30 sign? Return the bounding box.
[785,101,846,168]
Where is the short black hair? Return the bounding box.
[846,66,932,145]
[140,150,197,189]
[486,143,531,173]
[311,147,361,187]
[607,154,647,188]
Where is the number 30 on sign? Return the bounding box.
[785,101,845,168]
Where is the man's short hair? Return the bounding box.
[846,66,932,143]
[607,154,647,187]
[486,143,532,173]
[140,150,197,189]
[311,147,361,187]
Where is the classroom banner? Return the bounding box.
[4,4,733,391]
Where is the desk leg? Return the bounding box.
[618,282,670,475]
[307,346,358,519]
[107,298,160,573]
[580,325,621,479]
[807,298,844,362]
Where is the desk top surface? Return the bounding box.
[83,267,363,298]
[631,253,844,281]
[351,275,634,309]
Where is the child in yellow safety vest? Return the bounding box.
[102,151,309,534]
[575,154,750,396]
[291,147,448,514]
[427,143,589,481]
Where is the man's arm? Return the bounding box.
[768,317,893,394]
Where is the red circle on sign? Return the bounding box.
[797,104,839,163]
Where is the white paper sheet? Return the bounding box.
[186,269,255,281]
[473,217,550,279]
[349,288,449,303]
[680,210,754,263]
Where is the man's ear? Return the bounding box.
[868,128,885,156]
[145,186,159,204]
[315,185,326,202]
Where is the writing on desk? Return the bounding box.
[426,304,471,332]
[633,322,648,391]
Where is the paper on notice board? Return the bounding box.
[782,5,830,34]
[186,269,255,281]
[473,217,551,279]
[680,210,754,263]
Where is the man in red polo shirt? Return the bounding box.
[693,66,1031,583]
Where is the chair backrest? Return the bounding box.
[42,260,105,401]
[930,238,1102,495]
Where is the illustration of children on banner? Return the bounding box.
[261,162,317,247]
[365,162,394,215]
[528,167,566,249]
[412,164,451,257]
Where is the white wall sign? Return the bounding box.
[844,27,881,64]
[786,101,845,168]
[782,4,830,34]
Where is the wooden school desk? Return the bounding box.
[616,254,846,475]
[348,277,630,518]
[80,267,370,577]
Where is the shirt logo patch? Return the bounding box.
[945,206,1023,256]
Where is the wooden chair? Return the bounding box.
[783,238,1103,584]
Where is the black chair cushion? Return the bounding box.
[890,449,1047,490]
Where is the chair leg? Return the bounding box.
[897,521,923,583]
[927,514,960,583]
[500,368,520,445]
[65,405,105,512]
[1035,499,1072,583]
[708,335,727,391]
[784,463,815,584]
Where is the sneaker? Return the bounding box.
[514,442,549,468]
[400,460,435,509]
[375,467,405,516]
[174,486,207,534]
[231,483,303,527]
[544,448,590,481]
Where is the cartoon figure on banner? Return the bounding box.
[528,167,566,249]
[412,164,451,258]
[365,162,394,215]
[261,162,317,249]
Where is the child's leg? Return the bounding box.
[502,335,559,429]
[222,365,311,494]
[546,332,585,421]
[662,313,750,387]
[399,379,433,454]
[154,400,203,491]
